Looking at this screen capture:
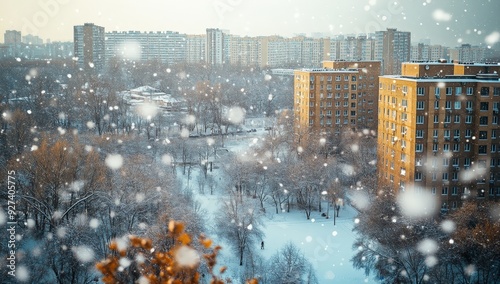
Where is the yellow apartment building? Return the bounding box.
[378,62,500,211]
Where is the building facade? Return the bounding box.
[74,23,105,71]
[457,44,486,63]
[105,31,187,63]
[293,61,381,143]
[375,28,411,75]
[377,62,500,211]
[4,30,21,44]
[206,28,229,65]
[411,43,448,62]
[186,34,206,64]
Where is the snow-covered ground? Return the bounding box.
[178,120,377,283]
[196,193,375,283]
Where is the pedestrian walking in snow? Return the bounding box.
[261,241,264,249]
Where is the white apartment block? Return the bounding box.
[105,31,186,63]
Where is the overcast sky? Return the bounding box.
[1,0,499,47]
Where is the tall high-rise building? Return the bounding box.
[375,28,411,75]
[186,34,206,64]
[293,60,381,143]
[377,62,500,211]
[206,28,229,65]
[457,44,486,63]
[4,30,21,44]
[74,23,105,71]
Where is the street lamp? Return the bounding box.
[333,198,343,226]
[321,190,329,219]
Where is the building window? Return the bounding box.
[464,144,471,152]
[452,187,458,195]
[466,87,474,95]
[480,102,489,111]
[443,144,450,152]
[480,116,488,125]
[453,144,460,152]
[492,130,497,139]
[455,87,462,95]
[445,101,451,109]
[416,144,423,152]
[415,172,423,181]
[432,144,438,152]
[454,101,461,109]
[416,130,424,138]
[465,129,472,137]
[464,158,471,166]
[431,187,436,195]
[417,101,425,110]
[443,158,449,166]
[435,87,441,96]
[417,87,425,96]
[479,131,488,140]
[417,116,424,124]
[466,115,472,124]
[480,87,489,96]
[442,186,448,194]
[479,145,487,154]
[454,115,460,123]
[446,87,453,95]
[491,144,497,153]
[434,101,439,109]
[434,115,439,123]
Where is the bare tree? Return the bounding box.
[215,192,264,266]
[266,242,318,284]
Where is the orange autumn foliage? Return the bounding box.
[96,220,258,284]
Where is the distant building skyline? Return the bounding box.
[1,0,499,48]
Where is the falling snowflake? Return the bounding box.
[227,107,246,124]
[105,154,124,170]
[72,245,95,263]
[174,246,200,267]
[397,189,438,218]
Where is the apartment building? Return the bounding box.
[186,34,206,64]
[293,61,381,143]
[105,31,187,63]
[74,23,105,71]
[377,61,500,211]
[228,35,261,66]
[206,28,229,65]
[411,43,449,62]
[375,28,411,75]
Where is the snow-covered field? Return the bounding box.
[179,121,376,283]
[197,193,375,283]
